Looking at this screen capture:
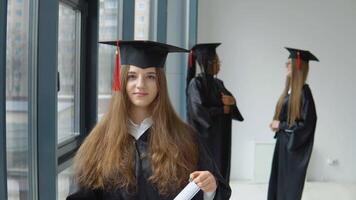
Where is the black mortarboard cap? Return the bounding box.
[285,47,319,62]
[186,43,221,91]
[99,40,189,68]
[191,43,221,60]
[99,40,188,91]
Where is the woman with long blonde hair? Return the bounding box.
[67,41,231,200]
[268,47,318,200]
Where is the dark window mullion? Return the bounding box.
[0,0,8,199]
[37,0,59,199]
[84,0,98,136]
[148,0,158,41]
[181,0,198,119]
[187,0,198,48]
[123,0,135,40]
[156,0,167,43]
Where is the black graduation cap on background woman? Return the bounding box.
[187,43,221,88]
[99,40,188,91]
[188,43,221,68]
[285,47,319,70]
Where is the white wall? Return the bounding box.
[198,0,356,182]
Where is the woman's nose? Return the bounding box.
[136,76,145,88]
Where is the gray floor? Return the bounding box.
[230,181,356,200]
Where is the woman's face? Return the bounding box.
[126,65,159,108]
[209,57,220,75]
[213,59,221,75]
[286,59,292,77]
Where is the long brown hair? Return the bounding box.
[273,59,309,126]
[74,65,198,195]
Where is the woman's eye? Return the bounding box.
[147,75,156,80]
[127,74,136,79]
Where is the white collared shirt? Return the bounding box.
[128,117,153,140]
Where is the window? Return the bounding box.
[98,0,119,119]
[15,35,21,42]
[15,22,21,30]
[137,15,145,24]
[134,0,150,40]
[57,3,81,144]
[6,0,30,199]
[57,166,76,200]
[57,2,85,199]
[15,9,22,16]
[137,1,146,11]
[15,48,22,56]
[105,0,117,9]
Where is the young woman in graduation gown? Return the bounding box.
[186,43,244,184]
[66,41,231,200]
[268,47,318,200]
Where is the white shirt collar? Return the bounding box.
[128,117,153,140]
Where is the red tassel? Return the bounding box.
[297,51,301,70]
[189,50,193,68]
[112,40,121,91]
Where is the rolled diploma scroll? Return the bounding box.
[174,181,200,200]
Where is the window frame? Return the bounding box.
[57,0,86,171]
[1,0,198,199]
[0,1,9,199]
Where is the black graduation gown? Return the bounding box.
[67,129,231,200]
[267,84,317,200]
[186,74,244,183]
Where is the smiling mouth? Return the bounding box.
[133,92,148,96]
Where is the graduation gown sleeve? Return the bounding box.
[195,134,232,200]
[217,80,244,121]
[278,85,317,151]
[230,105,244,121]
[187,79,224,131]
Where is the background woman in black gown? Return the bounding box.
[268,47,318,200]
[66,41,231,200]
[186,43,244,184]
